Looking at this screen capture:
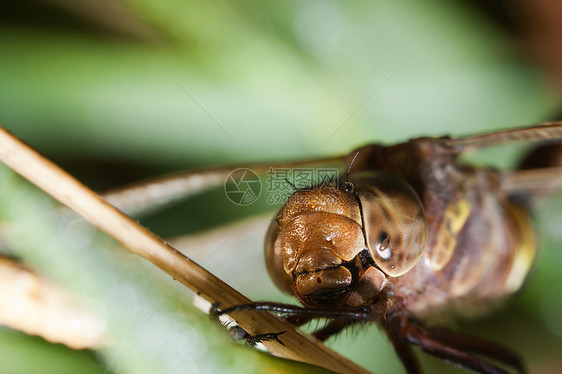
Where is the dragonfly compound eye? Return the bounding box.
[350,171,428,277]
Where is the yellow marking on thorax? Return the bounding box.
[503,203,536,293]
[429,199,471,271]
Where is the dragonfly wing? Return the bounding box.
[443,122,562,152]
[501,167,562,194]
[101,156,345,216]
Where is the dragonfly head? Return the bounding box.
[265,171,428,308]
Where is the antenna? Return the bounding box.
[284,178,298,191]
[345,151,360,183]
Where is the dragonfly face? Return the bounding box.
[265,170,428,308]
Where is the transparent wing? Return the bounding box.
[101,155,345,216]
[501,167,562,194]
[443,122,562,152]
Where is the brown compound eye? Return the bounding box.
[349,171,428,277]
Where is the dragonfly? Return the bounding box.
[99,122,562,374]
[1,123,562,373]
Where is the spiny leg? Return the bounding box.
[216,302,371,347]
[228,327,288,347]
[246,331,287,347]
[425,328,525,373]
[401,320,516,374]
[385,321,422,374]
[209,303,287,346]
[217,302,370,321]
[412,333,509,374]
[285,314,315,327]
[312,318,356,342]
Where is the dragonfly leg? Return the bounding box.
[400,319,514,374]
[385,320,422,374]
[246,331,287,347]
[425,327,525,373]
[285,314,315,327]
[222,324,288,347]
[210,303,287,346]
[312,318,356,342]
[217,301,370,321]
[216,302,373,347]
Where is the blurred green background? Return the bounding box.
[1,0,562,373]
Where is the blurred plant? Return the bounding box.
[0,0,561,373]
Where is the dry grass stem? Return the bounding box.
[0,124,370,374]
